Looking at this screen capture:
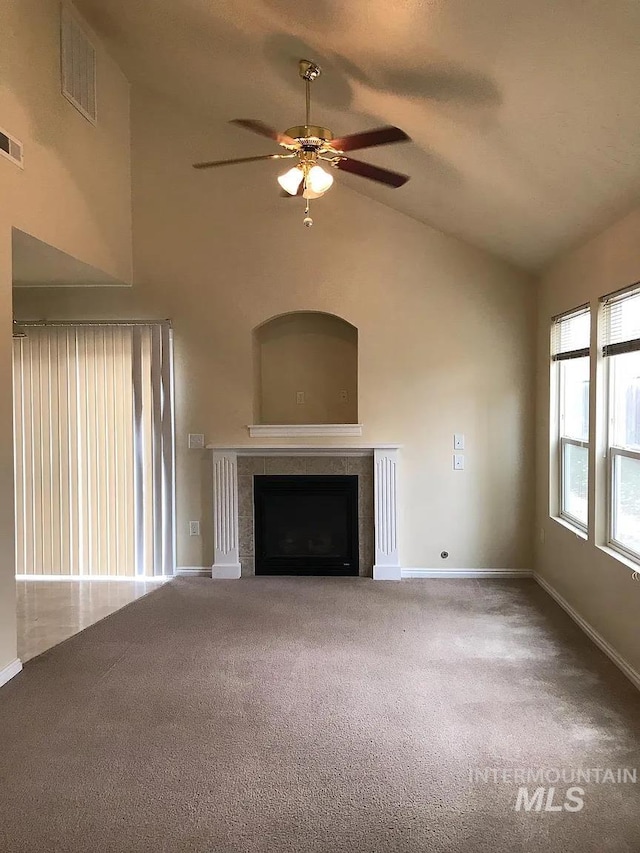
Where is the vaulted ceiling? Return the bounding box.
[76,0,640,270]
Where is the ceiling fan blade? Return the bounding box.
[230,119,296,147]
[193,153,294,170]
[328,126,410,153]
[335,156,410,188]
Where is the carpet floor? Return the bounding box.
[0,577,639,852]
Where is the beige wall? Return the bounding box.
[535,206,640,677]
[0,227,16,672]
[0,0,132,283]
[14,86,536,572]
[256,312,358,425]
[0,0,132,672]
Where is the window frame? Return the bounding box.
[559,435,589,532]
[551,306,591,533]
[605,350,640,565]
[608,447,640,562]
[601,282,640,566]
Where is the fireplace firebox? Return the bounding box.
[254,475,359,576]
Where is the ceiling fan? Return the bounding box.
[193,59,411,226]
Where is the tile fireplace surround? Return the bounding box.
[208,446,401,580]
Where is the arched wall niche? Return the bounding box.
[253,311,358,425]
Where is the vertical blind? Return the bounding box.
[602,284,640,355]
[12,323,174,577]
[551,306,591,360]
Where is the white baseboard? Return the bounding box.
[534,572,640,692]
[211,563,242,580]
[401,568,533,579]
[0,658,22,689]
[175,567,211,577]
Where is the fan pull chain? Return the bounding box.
[303,198,313,228]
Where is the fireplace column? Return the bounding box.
[373,447,401,580]
[211,450,241,579]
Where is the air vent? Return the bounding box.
[0,127,23,168]
[60,4,97,124]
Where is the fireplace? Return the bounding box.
[209,446,400,580]
[254,475,359,576]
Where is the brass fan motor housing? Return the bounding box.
[285,126,334,148]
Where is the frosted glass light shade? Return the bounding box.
[307,165,334,194]
[277,167,304,195]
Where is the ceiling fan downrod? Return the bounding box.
[299,59,321,130]
[298,60,321,227]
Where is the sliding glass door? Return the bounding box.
[12,322,175,577]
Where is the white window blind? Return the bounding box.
[12,323,174,577]
[551,306,590,360]
[602,284,640,356]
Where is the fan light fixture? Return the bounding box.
[277,166,304,195]
[305,165,333,195]
[278,164,334,199]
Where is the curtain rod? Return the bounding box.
[15,320,172,328]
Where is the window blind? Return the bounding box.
[551,306,590,360]
[12,323,174,577]
[602,284,640,356]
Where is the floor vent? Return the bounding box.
[0,127,24,168]
[60,4,97,124]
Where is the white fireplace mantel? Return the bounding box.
[206,444,400,455]
[209,444,401,580]
[248,424,363,438]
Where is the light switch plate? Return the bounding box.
[189,521,200,536]
[296,391,305,404]
[454,433,465,450]
[188,433,205,449]
[453,454,465,470]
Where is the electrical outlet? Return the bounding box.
[339,390,348,402]
[189,521,200,536]
[188,433,205,449]
[296,391,305,404]
[454,433,465,450]
[453,454,465,470]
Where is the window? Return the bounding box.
[602,285,640,562]
[551,307,591,530]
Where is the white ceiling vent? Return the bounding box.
[0,127,24,168]
[60,4,97,125]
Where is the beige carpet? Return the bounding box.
[0,577,639,852]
